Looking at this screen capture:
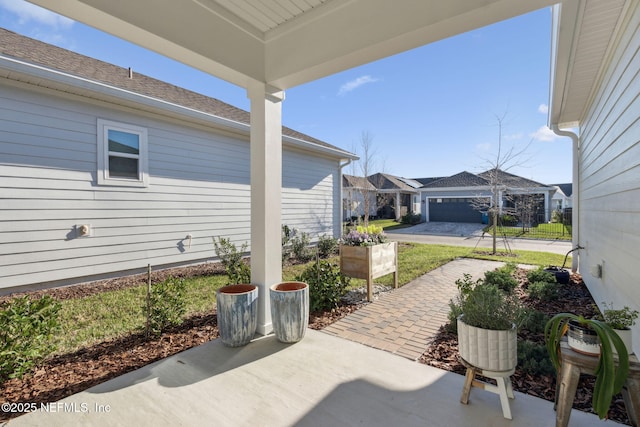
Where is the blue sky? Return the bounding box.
[0,1,571,184]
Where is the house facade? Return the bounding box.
[549,0,640,350]
[342,174,377,220]
[417,170,557,224]
[0,29,355,293]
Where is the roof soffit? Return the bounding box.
[549,0,629,127]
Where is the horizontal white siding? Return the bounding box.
[0,82,341,292]
[578,4,640,352]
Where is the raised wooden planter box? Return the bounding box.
[340,241,398,302]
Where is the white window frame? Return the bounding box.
[97,119,149,187]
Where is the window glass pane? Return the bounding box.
[109,156,138,179]
[108,129,139,155]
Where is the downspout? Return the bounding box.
[338,159,353,236]
[551,125,580,272]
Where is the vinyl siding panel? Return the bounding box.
[0,82,341,292]
[578,5,640,351]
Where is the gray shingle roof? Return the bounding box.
[343,174,376,190]
[420,171,489,188]
[551,183,573,197]
[0,27,338,150]
[478,169,547,188]
[367,173,419,191]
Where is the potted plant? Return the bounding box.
[544,313,630,419]
[450,273,524,371]
[598,302,638,355]
[213,236,257,347]
[269,281,309,343]
[339,225,397,302]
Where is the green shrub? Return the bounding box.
[400,213,421,225]
[282,225,293,262]
[483,267,518,293]
[528,281,559,301]
[526,267,556,284]
[517,340,555,376]
[145,276,186,337]
[520,309,549,335]
[296,260,350,312]
[0,295,61,381]
[291,231,314,262]
[448,273,524,332]
[317,234,338,258]
[213,236,250,284]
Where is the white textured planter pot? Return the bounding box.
[216,284,258,347]
[612,328,633,355]
[270,281,309,343]
[457,316,517,372]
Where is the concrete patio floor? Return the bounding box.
[6,329,620,427]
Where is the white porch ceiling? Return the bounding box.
[28,0,557,90]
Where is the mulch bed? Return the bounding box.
[0,262,633,425]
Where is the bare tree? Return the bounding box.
[471,113,532,254]
[349,131,379,226]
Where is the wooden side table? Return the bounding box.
[459,357,516,419]
[554,341,640,427]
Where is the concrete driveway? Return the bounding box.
[387,222,574,257]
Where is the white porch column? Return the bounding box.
[395,191,401,220]
[247,82,284,336]
[543,191,551,222]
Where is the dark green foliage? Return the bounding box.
[0,296,61,381]
[291,231,314,262]
[520,309,550,335]
[483,267,518,293]
[317,234,338,258]
[518,340,555,376]
[400,213,421,225]
[145,276,186,337]
[213,236,251,284]
[297,260,350,312]
[528,281,559,301]
[526,267,556,284]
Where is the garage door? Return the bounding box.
[428,198,484,223]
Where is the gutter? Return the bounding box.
[551,125,580,272]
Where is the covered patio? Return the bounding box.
[15,0,637,425]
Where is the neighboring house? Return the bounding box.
[367,173,422,220]
[0,28,355,293]
[417,170,557,224]
[550,183,573,210]
[342,174,377,220]
[549,0,640,349]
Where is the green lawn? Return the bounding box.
[51,243,569,354]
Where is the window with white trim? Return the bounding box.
[97,119,148,187]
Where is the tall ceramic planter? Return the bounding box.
[457,315,517,372]
[340,241,398,301]
[270,281,309,343]
[216,284,258,347]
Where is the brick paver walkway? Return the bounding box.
[322,258,505,360]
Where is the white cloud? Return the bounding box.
[538,104,549,114]
[0,0,74,29]
[530,125,558,142]
[338,75,380,96]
